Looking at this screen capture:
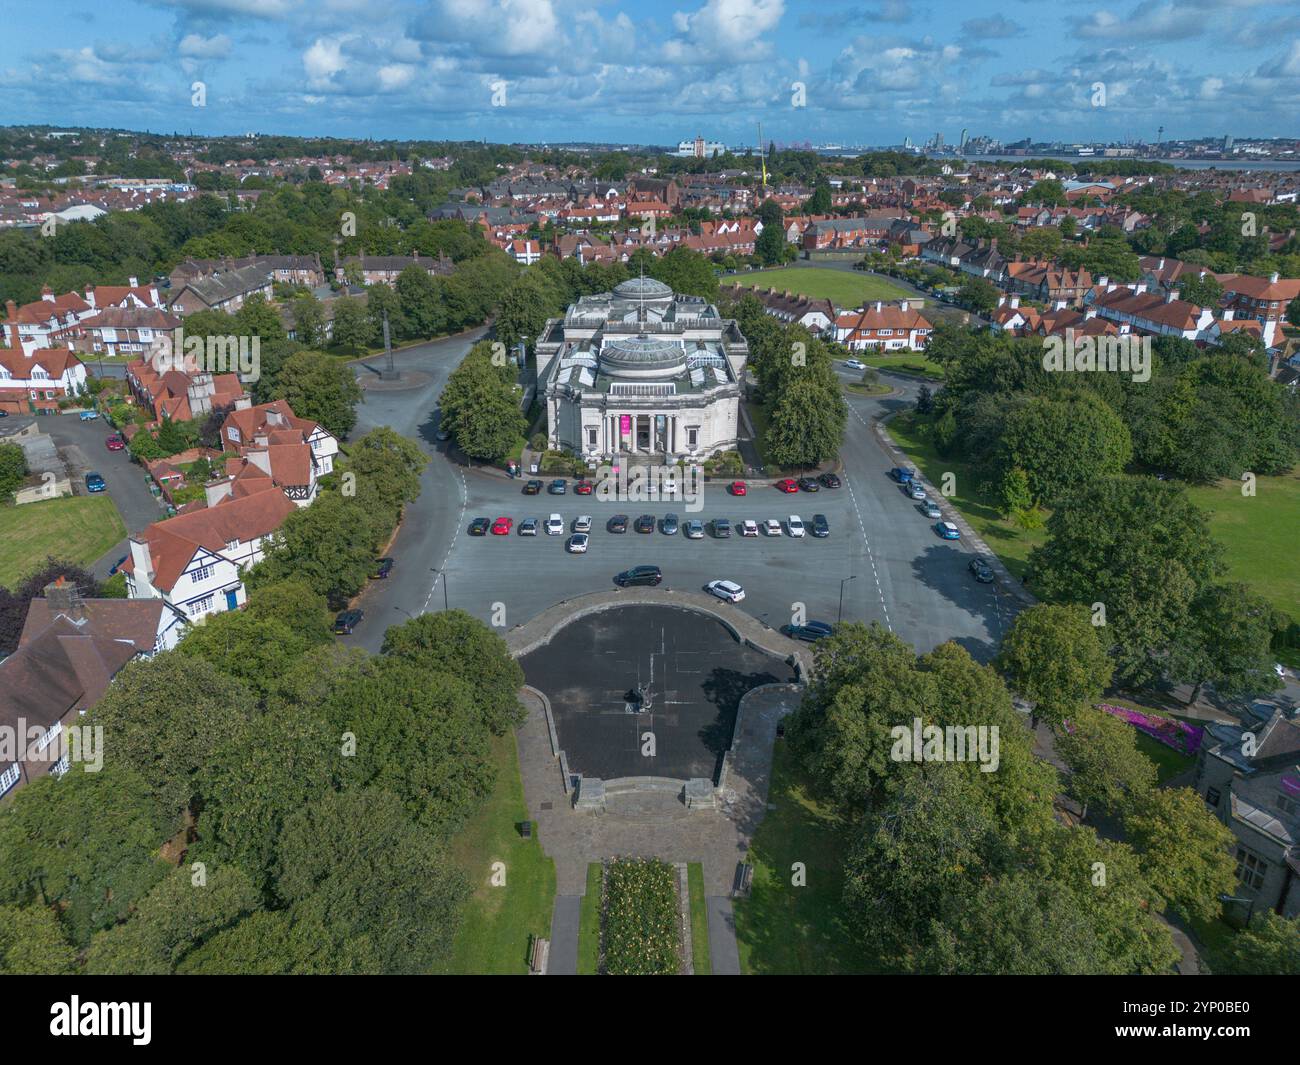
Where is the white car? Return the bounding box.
[566,533,589,553]
[706,579,746,603]
[545,514,564,535]
[574,514,592,533]
[1276,663,1289,679]
[764,518,782,536]
[787,515,805,538]
[844,359,866,370]
[739,519,759,537]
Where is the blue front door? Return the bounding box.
[225,590,238,611]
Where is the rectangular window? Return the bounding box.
[191,564,213,583]
[189,594,215,616]
[1235,846,1267,891]
[1277,794,1300,817]
[0,763,19,796]
[1205,787,1220,808]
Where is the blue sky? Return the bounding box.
[2,0,1298,146]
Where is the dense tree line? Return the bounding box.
[785,622,1237,973]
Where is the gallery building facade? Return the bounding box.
[534,277,749,462]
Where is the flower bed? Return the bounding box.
[601,858,681,975]
[1098,703,1203,756]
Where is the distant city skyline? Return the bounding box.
[2,1,1299,146]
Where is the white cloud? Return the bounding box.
[178,33,233,59]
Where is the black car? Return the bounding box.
[634,514,655,534]
[811,514,829,538]
[370,557,394,579]
[608,514,629,533]
[548,479,567,495]
[108,554,128,576]
[615,565,663,588]
[334,609,364,635]
[661,513,679,535]
[969,558,995,583]
[522,479,543,495]
[786,620,835,642]
[818,472,841,489]
[469,517,490,535]
[711,518,731,538]
[797,477,820,492]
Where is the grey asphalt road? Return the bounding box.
[706,896,741,975]
[40,413,171,579]
[345,356,1017,662]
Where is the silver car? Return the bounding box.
[684,519,705,539]
[922,499,941,519]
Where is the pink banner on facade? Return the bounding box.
[620,415,631,435]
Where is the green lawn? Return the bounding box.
[862,354,946,380]
[687,862,711,975]
[886,412,1048,579]
[577,862,602,975]
[1132,731,1195,784]
[1187,472,1300,622]
[438,731,556,974]
[0,496,126,588]
[733,743,883,974]
[729,266,917,311]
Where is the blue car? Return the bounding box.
[78,409,99,421]
[934,521,960,540]
[889,466,914,484]
[85,472,107,493]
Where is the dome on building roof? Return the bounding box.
[600,334,685,375]
[613,276,674,301]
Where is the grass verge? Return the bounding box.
[687,862,711,975]
[577,862,602,975]
[438,731,556,974]
[733,742,882,974]
[729,266,917,309]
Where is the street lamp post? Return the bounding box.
[431,568,449,611]
[838,575,859,624]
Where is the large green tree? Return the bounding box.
[996,604,1113,728]
[272,350,363,437]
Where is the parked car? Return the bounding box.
[661,513,679,535]
[548,479,567,495]
[105,434,125,451]
[764,518,782,536]
[889,467,914,484]
[522,479,543,495]
[811,514,829,538]
[908,482,927,501]
[844,359,866,370]
[787,515,805,538]
[435,428,452,442]
[370,557,394,579]
[969,557,995,583]
[78,410,98,421]
[922,499,942,519]
[705,579,745,603]
[84,472,107,493]
[615,565,662,587]
[729,480,747,496]
[776,478,799,493]
[519,518,539,536]
[574,480,594,495]
[711,518,731,538]
[608,514,629,533]
[545,514,564,536]
[491,516,513,535]
[935,521,961,540]
[108,555,128,576]
[786,620,835,642]
[797,477,820,493]
[739,519,759,537]
[818,472,841,489]
[566,533,589,554]
[333,609,364,635]
[469,517,490,536]
[634,514,655,534]
[574,515,592,533]
[684,519,705,539]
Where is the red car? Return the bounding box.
[574,480,594,495]
[776,478,799,494]
[105,434,125,451]
[729,480,747,496]
[491,517,513,535]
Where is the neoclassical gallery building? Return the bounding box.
[534,277,750,462]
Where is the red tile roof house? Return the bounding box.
[122,487,296,623]
[218,398,339,505]
[0,580,172,801]
[0,322,89,415]
[125,347,246,423]
[1085,281,1217,341]
[834,300,935,351]
[1217,272,1300,348]
[72,306,181,360]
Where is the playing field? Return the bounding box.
[726,267,917,311]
